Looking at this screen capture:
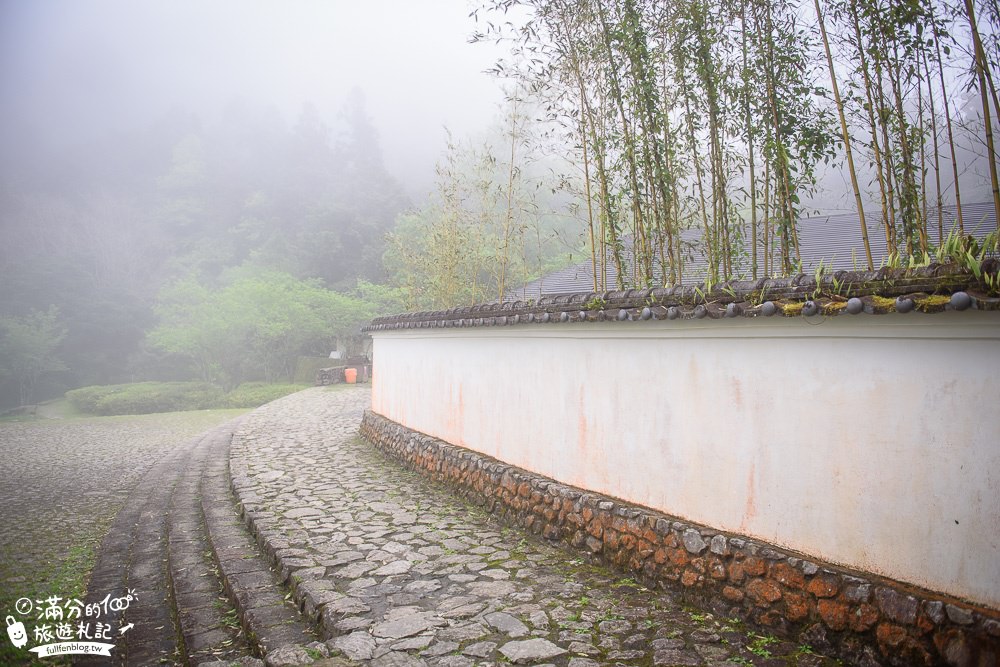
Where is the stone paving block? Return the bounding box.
[462,640,497,658]
[370,651,428,667]
[499,638,567,664]
[130,544,165,561]
[390,636,433,651]
[187,627,234,653]
[244,603,300,629]
[320,595,372,624]
[652,648,703,666]
[124,588,171,616]
[222,553,275,575]
[86,571,126,593]
[373,611,444,639]
[127,637,179,665]
[171,541,210,559]
[330,630,377,661]
[231,569,281,590]
[483,611,529,637]
[174,571,223,594]
[333,615,373,633]
[199,387,847,667]
[178,603,227,633]
[256,623,316,654]
[173,515,203,529]
[430,657,472,667]
[436,622,490,643]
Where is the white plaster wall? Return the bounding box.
[370,313,1000,609]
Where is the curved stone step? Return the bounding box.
[78,432,206,665]
[167,422,256,664]
[197,421,321,663]
[78,420,296,667]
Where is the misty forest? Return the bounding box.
[3,0,1000,411]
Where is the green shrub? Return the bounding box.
[66,382,224,415]
[220,383,307,408]
[64,385,116,414]
[66,381,308,415]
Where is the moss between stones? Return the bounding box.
[916,295,952,312]
[781,302,805,316]
[869,295,897,311]
[821,301,848,315]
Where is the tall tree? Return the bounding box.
[0,307,67,406]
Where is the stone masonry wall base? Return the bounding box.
[360,410,1000,667]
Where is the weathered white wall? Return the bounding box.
[370,313,1000,609]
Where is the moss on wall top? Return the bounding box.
[365,262,1000,332]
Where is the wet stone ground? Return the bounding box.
[231,387,840,667]
[0,410,248,666]
[0,411,247,606]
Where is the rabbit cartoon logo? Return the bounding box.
[6,615,27,649]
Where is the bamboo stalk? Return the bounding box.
[814,0,873,269]
[965,0,1000,230]
[741,0,760,279]
[922,47,944,246]
[929,0,964,235]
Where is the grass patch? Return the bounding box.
[66,382,224,415]
[65,382,308,416]
[747,633,778,657]
[45,541,95,601]
[221,608,241,630]
[321,383,358,393]
[38,398,87,419]
[0,407,252,665]
[0,412,41,423]
[1,398,88,422]
[0,539,99,666]
[720,616,744,633]
[218,383,308,408]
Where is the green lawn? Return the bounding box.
[0,407,250,666]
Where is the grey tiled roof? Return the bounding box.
[365,263,999,333]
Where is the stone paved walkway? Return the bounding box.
[0,411,246,615]
[231,387,838,667]
[78,418,319,667]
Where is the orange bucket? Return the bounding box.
[344,367,357,384]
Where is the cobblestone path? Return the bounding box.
[0,411,246,610]
[232,387,838,667]
[78,419,317,667]
[0,410,248,666]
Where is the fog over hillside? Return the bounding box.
[0,0,518,408]
[2,0,999,411]
[0,0,506,197]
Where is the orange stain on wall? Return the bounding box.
[741,462,757,532]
